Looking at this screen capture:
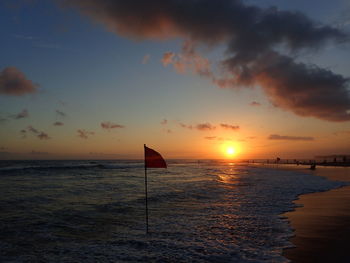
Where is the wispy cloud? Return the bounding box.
[100,121,125,131]
[178,122,216,131]
[53,121,64,126]
[13,34,37,40]
[178,122,193,129]
[77,129,95,139]
[268,134,314,141]
[20,129,27,138]
[220,123,239,131]
[11,109,29,119]
[0,67,39,96]
[162,41,211,76]
[23,125,51,140]
[161,52,175,66]
[204,136,217,140]
[160,119,168,125]
[56,110,66,118]
[250,101,261,107]
[196,123,216,131]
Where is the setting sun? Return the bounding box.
[226,147,236,156]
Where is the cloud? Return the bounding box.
[56,110,66,118]
[11,109,29,119]
[204,136,217,140]
[162,41,212,76]
[65,0,350,122]
[268,134,314,141]
[178,122,193,130]
[0,67,39,96]
[196,123,215,131]
[77,129,95,139]
[100,121,125,131]
[178,121,216,131]
[37,132,50,140]
[24,125,51,140]
[250,101,261,106]
[220,123,239,130]
[161,52,175,66]
[20,129,27,138]
[53,121,64,126]
[160,119,168,125]
[142,54,151,64]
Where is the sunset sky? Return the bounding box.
[1,0,350,160]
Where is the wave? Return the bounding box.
[0,161,144,172]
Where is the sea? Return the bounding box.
[0,160,347,262]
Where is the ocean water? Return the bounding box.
[0,160,347,262]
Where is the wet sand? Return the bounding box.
[282,167,350,263]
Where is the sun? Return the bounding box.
[226,147,236,156]
[220,143,241,158]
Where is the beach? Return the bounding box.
[283,167,350,263]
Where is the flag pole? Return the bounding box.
[144,144,149,234]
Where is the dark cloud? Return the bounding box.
[65,0,350,121]
[24,125,51,140]
[0,67,39,96]
[11,109,29,119]
[37,132,50,140]
[56,110,66,118]
[220,123,239,130]
[250,101,261,106]
[77,129,95,139]
[100,121,125,131]
[53,121,64,126]
[27,125,39,134]
[268,134,314,141]
[196,123,216,131]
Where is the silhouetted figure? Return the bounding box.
[310,163,316,170]
[334,157,337,163]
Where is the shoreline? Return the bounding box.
[276,166,350,262]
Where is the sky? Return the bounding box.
[0,0,350,160]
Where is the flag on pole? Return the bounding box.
[143,144,166,234]
[144,145,167,168]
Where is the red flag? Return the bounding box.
[144,145,167,168]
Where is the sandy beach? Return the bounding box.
[282,167,350,263]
